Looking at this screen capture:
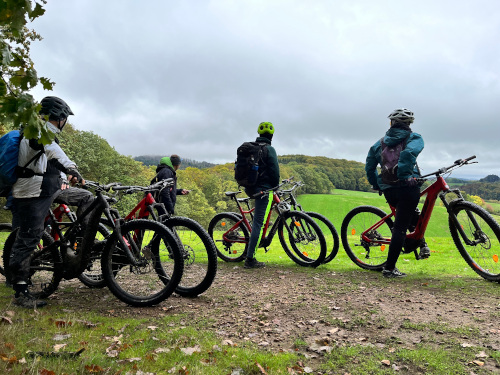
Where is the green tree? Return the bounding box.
[0,0,55,143]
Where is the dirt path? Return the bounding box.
[35,262,500,366]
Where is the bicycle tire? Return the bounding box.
[278,211,327,267]
[448,200,500,282]
[3,228,61,298]
[163,216,218,297]
[0,223,13,277]
[77,223,110,288]
[208,212,248,262]
[341,205,393,271]
[305,212,340,263]
[101,219,184,307]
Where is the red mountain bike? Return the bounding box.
[341,156,500,282]
[208,183,327,267]
[103,179,218,297]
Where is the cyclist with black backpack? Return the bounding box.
[239,122,280,269]
[365,108,428,278]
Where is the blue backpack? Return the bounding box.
[0,130,44,197]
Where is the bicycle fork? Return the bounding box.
[440,189,485,247]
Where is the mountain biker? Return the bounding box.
[243,122,280,269]
[9,96,93,308]
[365,108,429,278]
[152,154,189,216]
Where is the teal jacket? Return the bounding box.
[365,126,424,191]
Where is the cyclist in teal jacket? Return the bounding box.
[243,122,280,269]
[365,108,427,278]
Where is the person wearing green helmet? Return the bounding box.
[243,122,280,269]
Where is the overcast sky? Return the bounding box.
[28,0,500,178]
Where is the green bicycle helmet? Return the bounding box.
[257,122,275,135]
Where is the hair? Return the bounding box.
[170,154,182,166]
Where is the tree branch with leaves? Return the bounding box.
[0,0,56,143]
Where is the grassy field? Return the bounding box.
[1,189,499,374]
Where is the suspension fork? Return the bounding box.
[103,200,144,267]
[440,189,482,246]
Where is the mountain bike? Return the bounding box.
[279,178,340,263]
[1,202,109,287]
[3,181,185,307]
[341,156,500,282]
[208,183,327,267]
[0,222,12,277]
[105,179,218,297]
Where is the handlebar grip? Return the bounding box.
[465,155,476,162]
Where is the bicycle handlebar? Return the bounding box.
[419,155,477,179]
[108,179,175,194]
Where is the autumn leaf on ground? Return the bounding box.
[53,344,67,352]
[256,362,268,374]
[1,316,12,324]
[55,320,72,328]
[84,364,104,373]
[180,345,201,355]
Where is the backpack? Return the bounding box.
[234,142,268,188]
[0,130,44,197]
[380,135,410,185]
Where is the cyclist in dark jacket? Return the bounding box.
[152,155,189,216]
[243,122,280,269]
[365,108,428,278]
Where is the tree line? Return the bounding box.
[2,124,497,225]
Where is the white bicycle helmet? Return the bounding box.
[388,108,414,124]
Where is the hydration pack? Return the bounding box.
[380,135,410,185]
[234,142,267,188]
[0,130,44,197]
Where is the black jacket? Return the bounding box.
[154,164,182,214]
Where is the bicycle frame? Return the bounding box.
[39,183,146,279]
[223,192,284,249]
[360,159,478,249]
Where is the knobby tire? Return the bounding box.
[449,200,500,282]
[341,205,393,271]
[101,219,184,307]
[208,212,248,262]
[163,216,218,297]
[278,211,327,267]
[3,228,61,298]
[305,211,340,263]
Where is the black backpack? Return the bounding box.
[234,142,267,188]
[380,135,410,185]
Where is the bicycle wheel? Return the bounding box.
[278,211,327,267]
[101,219,184,307]
[449,200,500,282]
[163,216,218,297]
[208,212,248,262]
[77,223,110,288]
[305,212,340,264]
[0,223,13,277]
[341,206,393,271]
[3,228,62,298]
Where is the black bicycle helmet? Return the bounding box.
[40,96,74,121]
[388,108,414,124]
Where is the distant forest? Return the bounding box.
[134,155,216,170]
[458,175,500,201]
